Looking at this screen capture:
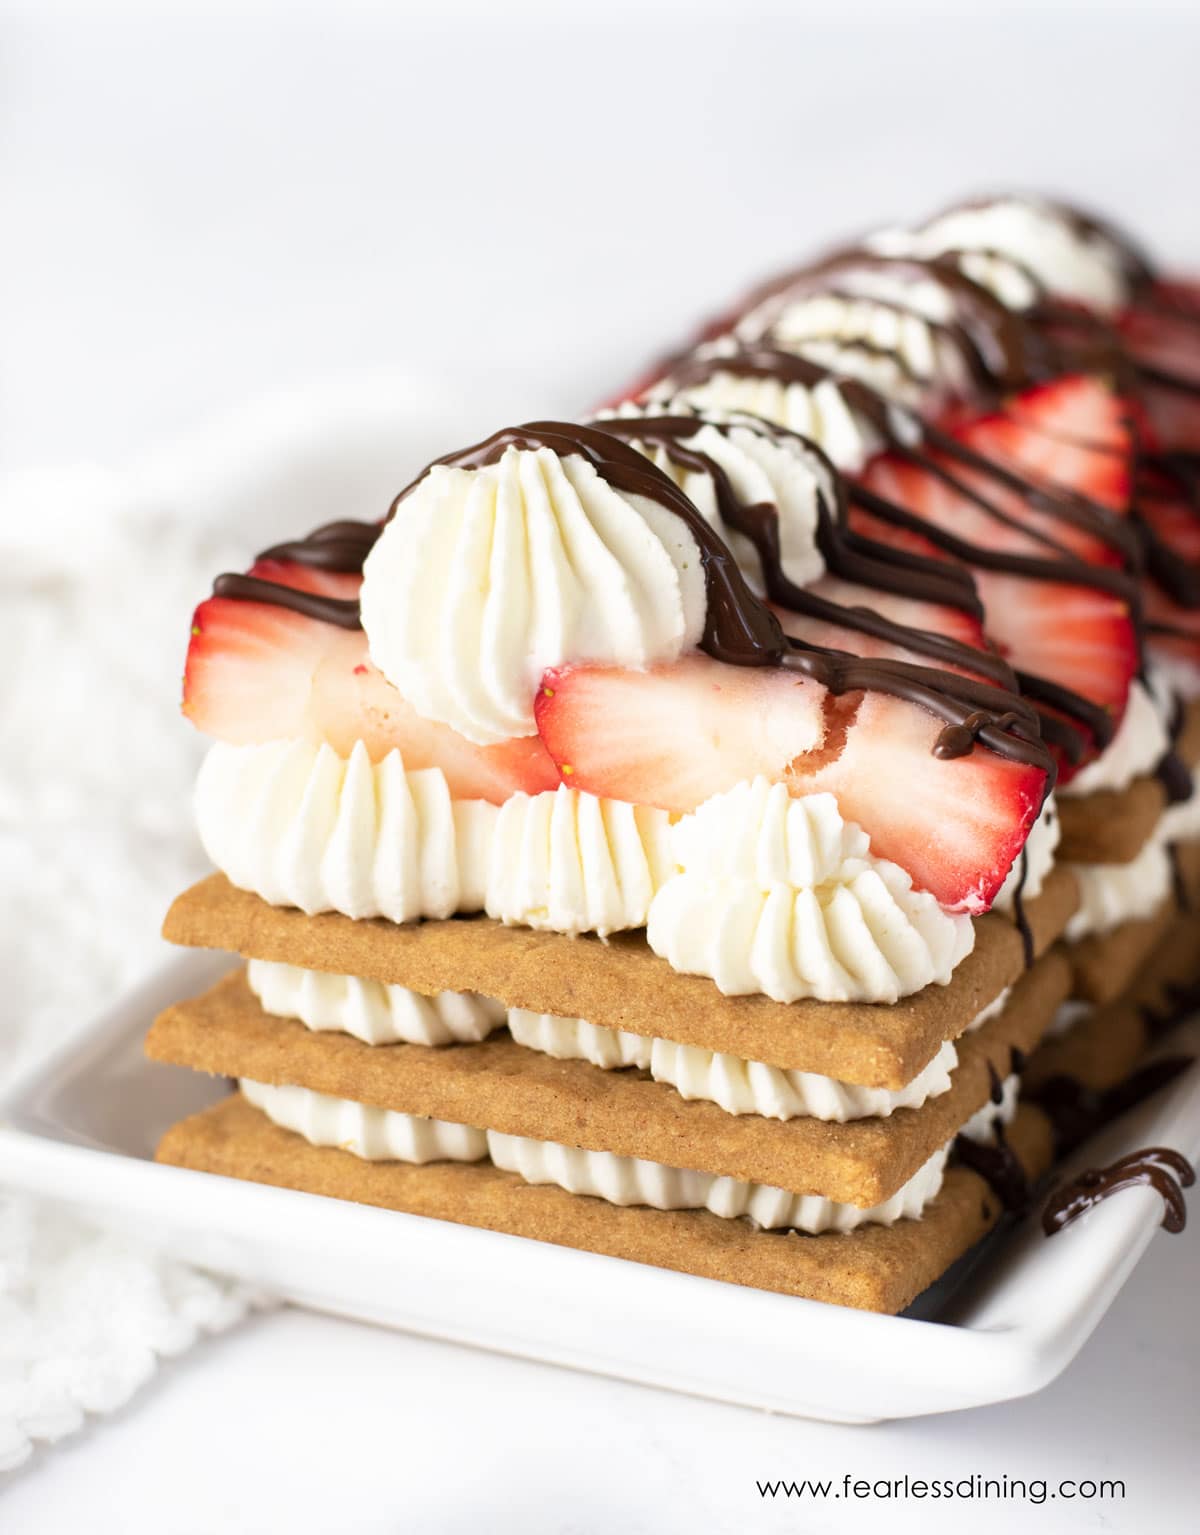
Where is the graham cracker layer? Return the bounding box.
[1057,700,1200,866]
[156,1094,1053,1315]
[1027,917,1200,1096]
[161,867,1077,1088]
[145,952,1069,1208]
[1067,843,1200,1005]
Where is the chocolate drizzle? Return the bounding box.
[658,343,1140,758]
[733,250,1042,402]
[388,420,1053,773]
[1042,1147,1194,1236]
[211,571,363,630]
[1030,1058,1195,1157]
[954,1121,1030,1214]
[1009,850,1034,967]
[211,520,380,630]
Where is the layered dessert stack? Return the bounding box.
[148,196,1200,1314]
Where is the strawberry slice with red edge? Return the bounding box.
[184,560,559,802]
[535,656,1047,914]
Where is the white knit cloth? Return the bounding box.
[0,378,469,1469]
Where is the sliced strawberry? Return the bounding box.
[535,656,1046,913]
[771,576,1006,686]
[806,574,989,650]
[1119,284,1200,451]
[1121,282,1200,387]
[969,568,1135,721]
[962,376,1132,515]
[184,563,558,802]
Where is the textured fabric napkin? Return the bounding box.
[0,375,472,1467]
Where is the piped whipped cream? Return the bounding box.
[647,344,883,472]
[994,794,1059,913]
[245,960,506,1046]
[1060,679,1170,798]
[959,1072,1020,1143]
[194,739,495,922]
[507,1006,958,1122]
[597,407,827,595]
[359,443,706,745]
[646,780,974,1003]
[239,1079,487,1162]
[240,1075,1021,1234]
[737,272,972,408]
[485,785,675,936]
[868,199,1133,315]
[1065,831,1174,942]
[486,1131,948,1232]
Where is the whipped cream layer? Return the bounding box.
[1065,830,1174,941]
[239,1079,487,1162]
[1060,680,1170,799]
[485,785,674,936]
[486,1132,948,1232]
[508,1007,957,1121]
[868,199,1133,315]
[993,794,1058,913]
[360,443,706,744]
[736,272,973,409]
[195,739,495,923]
[646,780,974,1003]
[245,960,506,1046]
[240,1074,1018,1233]
[598,408,827,595]
[647,345,883,472]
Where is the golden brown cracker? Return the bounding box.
[161,867,1077,1087]
[146,951,1069,1208]
[155,1095,1053,1315]
[1057,700,1200,866]
[1028,917,1200,1094]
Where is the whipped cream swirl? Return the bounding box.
[647,343,883,472]
[1060,679,1170,798]
[360,444,706,744]
[1065,831,1174,941]
[868,199,1134,315]
[195,739,495,922]
[597,407,827,595]
[485,786,675,936]
[508,1007,959,1122]
[646,780,974,1003]
[246,960,506,1046]
[241,1077,950,1232]
[239,1079,488,1162]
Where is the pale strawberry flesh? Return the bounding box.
[183,561,558,802]
[535,657,1046,913]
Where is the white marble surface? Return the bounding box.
[2,2,1198,1528]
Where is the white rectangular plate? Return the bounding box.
[2,951,1197,1424]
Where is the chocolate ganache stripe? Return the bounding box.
[656,347,1141,753]
[954,1121,1031,1214]
[1042,1147,1194,1236]
[210,520,381,630]
[735,251,1045,399]
[591,412,1018,692]
[1030,1059,1195,1158]
[390,421,1051,771]
[663,344,1140,568]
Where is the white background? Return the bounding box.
[2,2,1199,1530]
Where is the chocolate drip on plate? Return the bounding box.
[1042,1146,1194,1236]
[1030,1057,1195,1157]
